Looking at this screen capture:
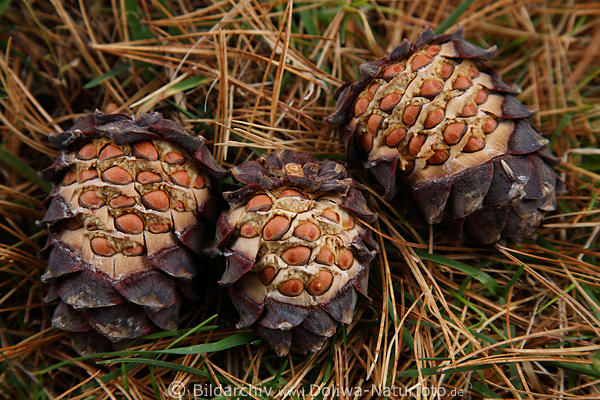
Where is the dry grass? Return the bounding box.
[0,0,599,399]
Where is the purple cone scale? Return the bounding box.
[41,111,225,353]
[327,28,561,244]
[214,151,378,356]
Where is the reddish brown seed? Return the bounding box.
[66,218,83,230]
[385,128,406,147]
[294,221,321,241]
[427,149,450,165]
[322,209,340,223]
[99,144,125,160]
[459,104,478,117]
[164,151,185,164]
[359,133,374,152]
[240,223,258,238]
[367,83,381,99]
[115,214,144,234]
[137,171,162,184]
[91,237,115,257]
[281,246,311,265]
[102,166,132,185]
[402,105,421,126]
[142,190,170,211]
[452,76,472,90]
[193,175,206,189]
[440,63,454,79]
[170,170,191,187]
[278,189,303,199]
[307,270,333,296]
[123,244,145,256]
[469,66,479,77]
[408,135,426,157]
[79,168,98,182]
[424,108,445,129]
[175,201,185,211]
[427,45,440,55]
[149,223,170,233]
[77,143,96,160]
[383,63,405,77]
[278,278,304,296]
[109,195,136,209]
[463,137,486,152]
[380,93,401,112]
[475,89,488,104]
[316,248,335,265]
[62,170,76,185]
[259,266,277,285]
[133,141,158,160]
[421,79,443,98]
[337,248,354,270]
[443,122,467,145]
[246,194,272,212]
[367,114,383,135]
[483,118,498,133]
[354,97,369,116]
[79,190,105,209]
[411,54,432,71]
[262,215,290,240]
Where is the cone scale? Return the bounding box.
[214,151,378,356]
[41,112,225,353]
[327,28,560,244]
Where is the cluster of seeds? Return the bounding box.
[58,138,209,265]
[347,42,503,175]
[229,187,359,300]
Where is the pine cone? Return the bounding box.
[327,28,561,244]
[41,112,225,353]
[214,151,378,356]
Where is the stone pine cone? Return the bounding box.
[327,27,561,244]
[213,151,378,356]
[41,111,226,353]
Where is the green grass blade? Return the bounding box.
[500,264,524,300]
[157,332,254,354]
[37,321,245,374]
[169,76,211,93]
[416,251,500,295]
[547,360,600,378]
[434,0,475,34]
[164,314,218,349]
[96,358,210,376]
[0,147,52,193]
[83,63,130,89]
[124,0,154,40]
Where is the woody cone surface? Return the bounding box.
[41,112,225,353]
[327,28,561,244]
[214,151,377,356]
